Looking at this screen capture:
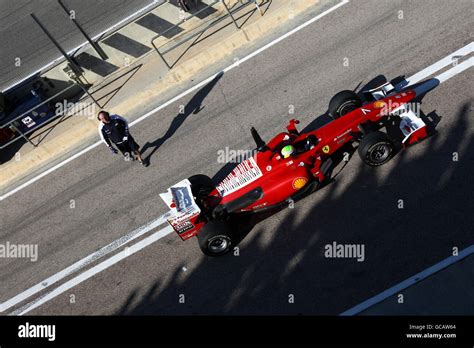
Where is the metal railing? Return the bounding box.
[1,0,167,93]
[0,1,169,150]
[0,78,101,149]
[0,0,264,150]
[151,0,261,69]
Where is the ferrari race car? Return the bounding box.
[160,80,430,256]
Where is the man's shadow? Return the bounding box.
[141,71,224,164]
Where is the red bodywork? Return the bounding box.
[177,89,423,240]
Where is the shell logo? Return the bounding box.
[292,177,308,190]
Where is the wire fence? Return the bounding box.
[0,1,168,150]
[0,0,264,150]
[151,0,261,68]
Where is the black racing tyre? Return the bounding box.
[197,221,234,256]
[358,131,395,167]
[328,90,362,119]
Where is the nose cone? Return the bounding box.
[413,78,440,97]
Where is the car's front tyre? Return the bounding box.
[358,131,395,166]
[328,90,362,119]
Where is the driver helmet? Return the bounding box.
[281,144,295,159]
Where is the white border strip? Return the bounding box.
[0,213,168,312]
[403,42,473,86]
[436,56,474,83]
[12,225,174,315]
[411,57,474,97]
[340,245,474,316]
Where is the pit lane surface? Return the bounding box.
[1,0,473,315]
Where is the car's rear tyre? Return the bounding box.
[328,90,362,119]
[197,221,234,256]
[358,131,395,166]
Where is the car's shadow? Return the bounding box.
[115,77,472,316]
[216,142,357,247]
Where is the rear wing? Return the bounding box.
[160,179,202,240]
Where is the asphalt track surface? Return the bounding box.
[0,0,473,315]
[0,0,155,90]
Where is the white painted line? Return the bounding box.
[1,142,100,201]
[221,0,351,73]
[12,225,174,315]
[401,42,473,87]
[435,56,474,83]
[340,245,474,316]
[2,0,165,92]
[0,213,170,313]
[412,57,474,97]
[393,41,473,92]
[0,0,350,201]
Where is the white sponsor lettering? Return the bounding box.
[217,157,262,196]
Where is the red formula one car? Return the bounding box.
[160,81,429,256]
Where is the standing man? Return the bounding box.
[97,111,148,166]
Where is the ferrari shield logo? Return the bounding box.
[322,145,330,154]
